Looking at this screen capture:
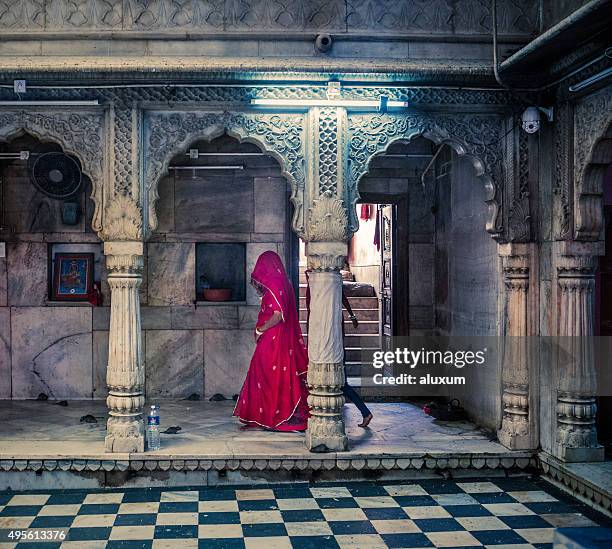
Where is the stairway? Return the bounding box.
[298,270,380,386]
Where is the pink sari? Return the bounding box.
[233,251,310,431]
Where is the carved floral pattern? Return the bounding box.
[348,112,504,237]
[573,87,612,240]
[145,110,306,235]
[508,126,531,242]
[307,191,348,242]
[102,194,144,241]
[0,0,538,34]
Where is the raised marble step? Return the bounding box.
[299,320,379,334]
[299,308,379,321]
[299,296,379,309]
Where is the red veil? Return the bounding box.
[233,251,310,431]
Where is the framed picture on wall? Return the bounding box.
[52,253,94,301]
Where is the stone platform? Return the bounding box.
[0,401,536,489]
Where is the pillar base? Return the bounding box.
[105,416,145,453]
[498,429,535,451]
[305,417,348,452]
[556,444,605,463]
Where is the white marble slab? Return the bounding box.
[92,330,108,399]
[254,177,287,233]
[204,329,254,399]
[7,242,48,306]
[147,243,195,306]
[11,307,93,399]
[0,308,10,398]
[145,330,204,398]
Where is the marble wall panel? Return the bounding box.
[141,306,172,329]
[11,307,93,399]
[145,330,204,398]
[174,176,253,234]
[0,258,7,307]
[254,177,287,233]
[171,306,238,330]
[92,330,108,399]
[204,329,254,399]
[0,308,10,398]
[7,242,48,306]
[147,243,195,306]
[140,244,149,305]
[238,306,260,330]
[92,307,110,330]
[409,243,434,306]
[155,175,176,233]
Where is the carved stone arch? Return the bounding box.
[574,87,612,241]
[0,109,107,235]
[347,113,504,239]
[144,110,306,238]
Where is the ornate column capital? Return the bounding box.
[104,241,144,274]
[101,194,144,242]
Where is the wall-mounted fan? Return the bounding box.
[28,149,82,199]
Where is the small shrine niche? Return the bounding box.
[196,242,246,302]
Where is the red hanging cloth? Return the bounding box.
[360,203,372,221]
[373,209,381,251]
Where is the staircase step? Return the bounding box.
[299,296,379,308]
[345,334,380,347]
[298,284,377,299]
[345,348,376,361]
[298,320,379,334]
[299,308,379,321]
[345,361,373,376]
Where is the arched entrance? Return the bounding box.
[0,131,104,400]
[352,135,502,431]
[146,133,299,401]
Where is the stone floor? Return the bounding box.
[0,401,512,459]
[1,476,610,548]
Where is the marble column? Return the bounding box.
[555,241,604,462]
[304,240,348,452]
[104,241,145,453]
[498,243,535,450]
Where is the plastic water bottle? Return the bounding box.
[147,405,161,450]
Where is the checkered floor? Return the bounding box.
[0,477,609,548]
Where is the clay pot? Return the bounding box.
[202,288,232,302]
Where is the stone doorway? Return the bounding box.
[354,137,502,431]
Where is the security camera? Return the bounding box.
[315,34,332,53]
[521,106,554,134]
[522,107,540,134]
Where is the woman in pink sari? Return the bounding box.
[233,251,310,431]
